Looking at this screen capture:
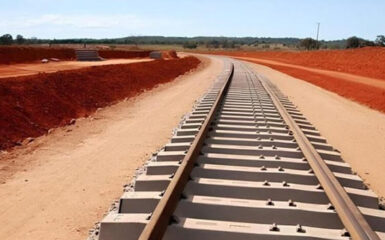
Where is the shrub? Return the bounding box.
[16,35,25,44]
[299,38,320,50]
[206,40,220,49]
[183,42,198,49]
[0,34,13,45]
[346,36,375,48]
[262,44,270,49]
[222,40,235,48]
[375,35,385,46]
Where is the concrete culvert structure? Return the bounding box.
[75,50,104,61]
[149,51,162,59]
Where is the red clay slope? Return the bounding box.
[0,56,200,151]
[252,61,385,113]
[0,46,152,64]
[206,48,385,113]
[161,50,179,59]
[0,46,75,64]
[210,47,385,80]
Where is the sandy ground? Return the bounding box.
[0,55,222,240]
[236,56,385,90]
[244,60,385,199]
[0,59,153,78]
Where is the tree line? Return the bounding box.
[299,35,384,50]
[1,34,384,50]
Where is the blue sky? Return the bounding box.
[0,0,384,40]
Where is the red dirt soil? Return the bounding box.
[205,47,385,113]
[210,47,385,80]
[161,50,179,59]
[0,47,75,64]
[0,56,200,151]
[0,46,152,64]
[252,61,385,113]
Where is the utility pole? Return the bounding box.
[316,22,320,41]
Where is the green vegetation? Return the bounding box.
[15,35,26,44]
[0,34,13,45]
[346,36,375,49]
[182,41,198,49]
[299,38,320,50]
[0,34,384,50]
[375,35,385,46]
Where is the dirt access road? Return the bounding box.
[243,60,385,200]
[0,58,153,78]
[0,55,222,240]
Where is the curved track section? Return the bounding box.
[93,58,385,240]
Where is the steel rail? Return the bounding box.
[252,67,380,240]
[138,63,234,240]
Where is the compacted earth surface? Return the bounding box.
[243,60,385,202]
[0,59,153,78]
[0,55,222,240]
[193,52,385,201]
[0,56,199,151]
[215,48,385,197]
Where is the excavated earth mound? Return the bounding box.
[0,56,200,150]
[210,47,385,80]
[206,47,385,113]
[161,50,179,59]
[0,46,75,64]
[0,46,152,64]
[257,62,385,113]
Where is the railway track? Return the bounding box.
[93,58,385,240]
